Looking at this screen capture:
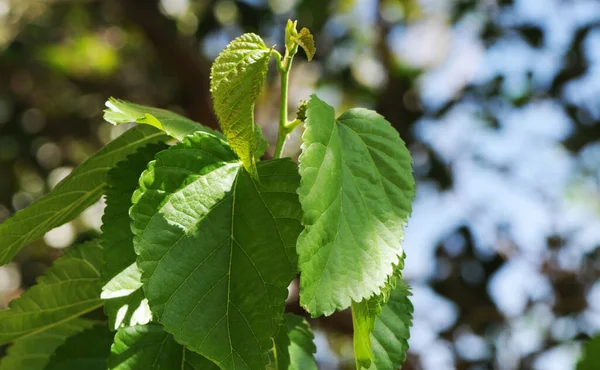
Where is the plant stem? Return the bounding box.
[285,118,302,131]
[273,55,293,159]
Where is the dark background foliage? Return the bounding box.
[0,0,599,369]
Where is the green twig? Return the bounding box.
[273,47,297,159]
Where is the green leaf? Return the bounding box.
[285,20,299,53]
[45,324,114,370]
[352,256,413,369]
[0,125,167,265]
[104,98,223,140]
[352,292,384,367]
[0,240,103,345]
[131,132,303,369]
[297,94,415,316]
[0,319,96,370]
[108,324,219,370]
[367,279,412,370]
[184,352,222,370]
[295,28,316,61]
[101,143,167,330]
[285,315,317,370]
[210,33,272,178]
[352,263,401,368]
[577,335,600,370]
[284,20,315,61]
[271,314,317,370]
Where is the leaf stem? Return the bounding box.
[273,51,295,159]
[285,118,302,131]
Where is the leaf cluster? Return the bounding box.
[0,20,415,370]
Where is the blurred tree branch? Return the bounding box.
[374,0,420,146]
[118,0,219,130]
